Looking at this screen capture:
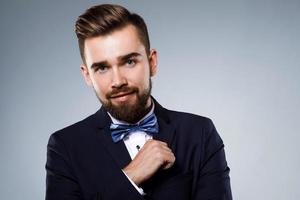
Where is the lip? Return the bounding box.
[110,91,134,99]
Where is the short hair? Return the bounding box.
[75,4,150,64]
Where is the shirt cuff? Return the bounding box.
[122,170,146,195]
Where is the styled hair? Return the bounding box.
[75,4,150,64]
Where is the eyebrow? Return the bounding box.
[117,52,142,62]
[90,61,110,70]
[90,52,142,70]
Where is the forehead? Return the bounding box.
[84,25,146,66]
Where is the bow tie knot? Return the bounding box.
[110,113,159,143]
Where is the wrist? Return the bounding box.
[123,166,143,186]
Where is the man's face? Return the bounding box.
[81,24,157,123]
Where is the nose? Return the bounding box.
[111,67,127,88]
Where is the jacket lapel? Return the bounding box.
[152,98,176,146]
[141,98,178,196]
[93,107,132,169]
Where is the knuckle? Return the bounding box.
[155,151,164,160]
[172,156,176,162]
[149,140,159,147]
[153,145,161,152]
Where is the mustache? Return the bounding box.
[106,86,139,98]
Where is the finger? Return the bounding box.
[145,139,168,147]
[161,151,175,163]
[161,145,172,152]
[141,141,170,154]
[162,156,176,169]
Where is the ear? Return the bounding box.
[80,64,93,86]
[149,49,158,77]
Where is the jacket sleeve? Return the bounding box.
[46,133,83,200]
[45,133,146,200]
[193,119,232,200]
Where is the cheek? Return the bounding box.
[91,75,109,97]
[138,62,151,78]
[129,67,150,89]
[142,67,151,88]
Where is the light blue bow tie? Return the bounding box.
[110,113,159,143]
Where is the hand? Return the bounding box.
[123,139,175,186]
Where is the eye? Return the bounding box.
[95,65,109,73]
[125,59,136,67]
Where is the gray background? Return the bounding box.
[1,0,299,199]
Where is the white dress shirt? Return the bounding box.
[107,103,155,195]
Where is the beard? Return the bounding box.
[96,79,152,124]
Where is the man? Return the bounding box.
[46,4,232,200]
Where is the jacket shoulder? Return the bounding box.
[163,108,220,144]
[166,109,215,129]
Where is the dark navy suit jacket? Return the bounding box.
[46,99,232,200]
